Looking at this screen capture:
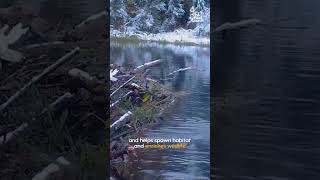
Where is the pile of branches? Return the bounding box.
[109,59,192,179]
[0,4,107,180]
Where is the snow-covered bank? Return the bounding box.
[111,28,210,46]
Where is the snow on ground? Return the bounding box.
[111,28,210,46]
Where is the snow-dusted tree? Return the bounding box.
[162,0,185,31]
[110,0,129,29]
[110,0,209,34]
[189,0,210,36]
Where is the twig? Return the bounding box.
[110,76,135,97]
[75,11,107,29]
[31,156,71,180]
[110,91,133,108]
[146,77,157,83]
[24,41,65,49]
[0,47,80,114]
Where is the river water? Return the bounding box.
[213,0,320,179]
[111,41,210,179]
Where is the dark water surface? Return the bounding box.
[111,41,210,179]
[213,0,320,179]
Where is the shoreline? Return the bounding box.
[110,29,210,47]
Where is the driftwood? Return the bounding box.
[167,67,193,77]
[110,76,136,97]
[0,123,28,144]
[110,111,132,132]
[134,59,163,72]
[214,19,262,33]
[75,11,107,29]
[31,156,71,180]
[0,47,80,114]
[0,23,29,63]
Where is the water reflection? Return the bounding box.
[111,41,210,179]
[213,0,320,179]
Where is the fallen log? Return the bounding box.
[134,59,163,72]
[214,19,262,33]
[31,156,71,180]
[0,47,80,114]
[0,123,28,144]
[110,111,132,132]
[167,67,193,77]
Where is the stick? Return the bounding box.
[25,41,65,49]
[110,76,135,97]
[0,47,80,114]
[31,156,70,180]
[0,123,28,144]
[167,67,192,77]
[214,19,262,32]
[110,111,132,132]
[110,91,133,108]
[75,11,107,29]
[134,59,163,72]
[0,92,74,144]
[146,77,157,83]
[40,92,74,115]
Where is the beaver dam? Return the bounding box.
[110,59,180,178]
[110,41,210,179]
